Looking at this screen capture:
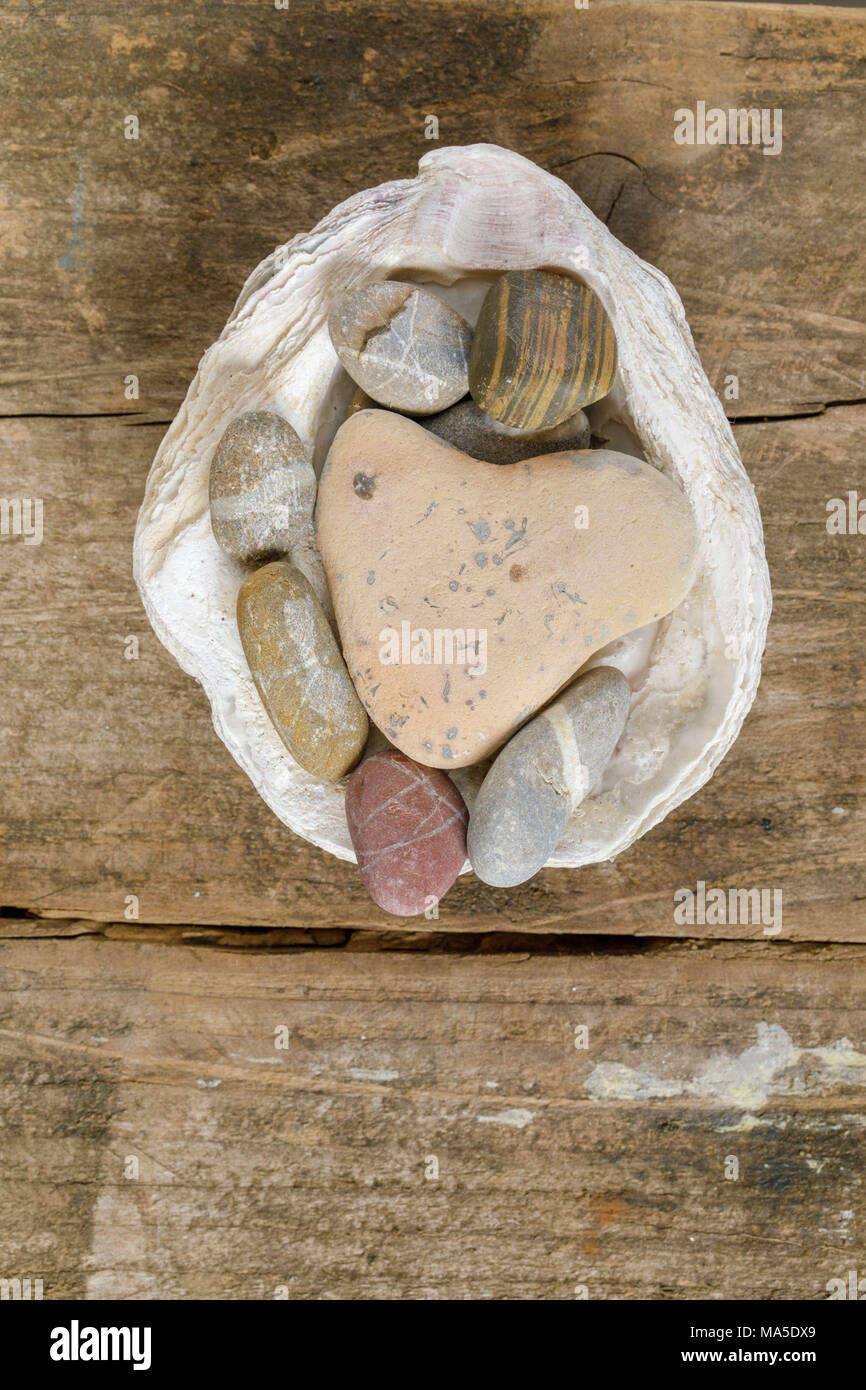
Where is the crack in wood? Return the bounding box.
[728,397,866,424]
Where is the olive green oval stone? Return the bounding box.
[468,269,618,429]
[237,559,368,781]
[210,411,316,564]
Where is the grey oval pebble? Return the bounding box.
[468,666,631,887]
[328,281,472,415]
[210,410,316,564]
[423,398,591,464]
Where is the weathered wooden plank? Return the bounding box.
[1,0,864,1313]
[1,936,864,1299]
[2,405,863,935]
[0,1,862,420]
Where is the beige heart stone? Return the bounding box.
[317,410,698,769]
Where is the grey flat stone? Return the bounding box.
[328,281,471,415]
[468,666,631,887]
[210,411,316,564]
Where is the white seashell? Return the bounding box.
[134,144,771,869]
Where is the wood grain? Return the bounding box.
[0,1,862,423]
[1,0,865,1305]
[1,405,863,935]
[1,933,865,1299]
[1,2,863,936]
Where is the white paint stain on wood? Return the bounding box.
[585,1023,866,1111]
[716,1112,784,1133]
[477,1108,534,1129]
[817,1209,855,1239]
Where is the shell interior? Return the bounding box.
[133,144,771,868]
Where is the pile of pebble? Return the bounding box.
[209,269,696,915]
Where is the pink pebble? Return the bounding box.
[346,750,468,917]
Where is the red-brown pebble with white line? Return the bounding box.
[345,749,468,916]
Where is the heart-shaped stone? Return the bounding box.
[317,410,698,769]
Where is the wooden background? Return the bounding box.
[1,0,864,1299]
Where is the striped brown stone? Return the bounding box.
[468,269,618,429]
